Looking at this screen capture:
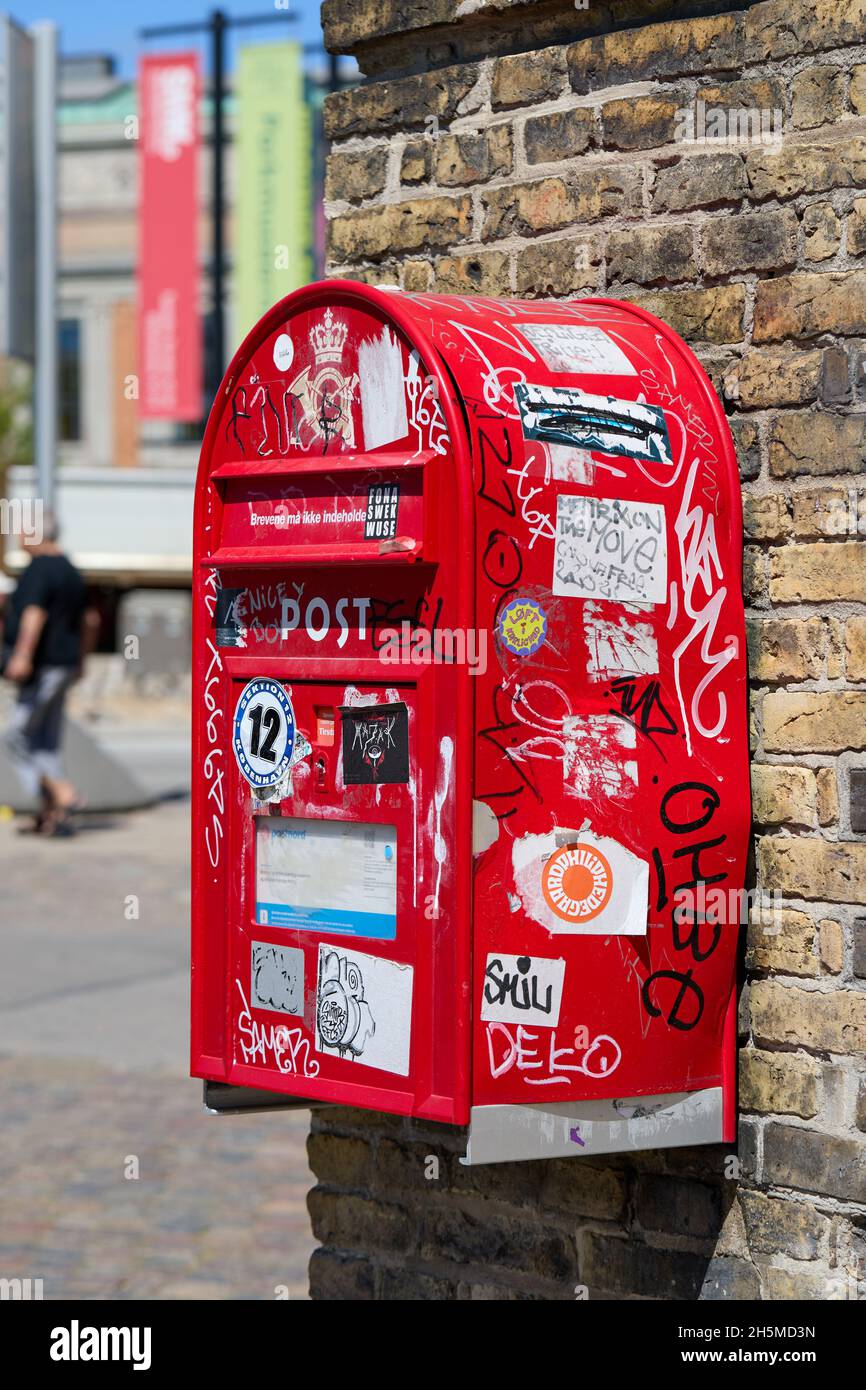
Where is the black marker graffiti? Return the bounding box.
[226,386,252,453]
[369,593,445,656]
[484,955,554,1016]
[477,426,516,517]
[642,781,729,1032]
[483,529,523,589]
[608,676,678,754]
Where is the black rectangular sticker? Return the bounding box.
[215,587,244,647]
[365,482,400,540]
[340,701,409,785]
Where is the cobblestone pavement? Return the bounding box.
[0,794,315,1300]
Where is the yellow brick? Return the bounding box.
[763,690,866,752]
[819,919,845,974]
[759,834,866,903]
[751,764,817,827]
[746,617,824,682]
[845,617,866,680]
[747,906,818,976]
[755,271,866,342]
[769,543,866,602]
[739,1047,820,1117]
[791,489,851,539]
[827,617,845,679]
[751,978,866,1054]
[328,195,472,261]
[816,768,838,826]
[743,494,791,541]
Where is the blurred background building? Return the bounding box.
[1,13,347,700]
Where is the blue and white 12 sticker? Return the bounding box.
[232,679,296,789]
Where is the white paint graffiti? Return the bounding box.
[201,583,226,871]
[236,979,320,1078]
[358,327,408,449]
[486,1022,622,1085]
[446,318,535,419]
[405,350,448,455]
[506,451,557,549]
[671,457,736,752]
[504,676,573,766]
[432,736,454,914]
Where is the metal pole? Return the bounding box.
[211,9,226,399]
[32,21,57,514]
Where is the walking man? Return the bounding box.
[3,512,97,834]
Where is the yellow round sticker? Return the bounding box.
[498,598,548,657]
[542,842,613,923]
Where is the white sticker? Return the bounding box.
[358,327,408,450]
[480,953,566,1028]
[517,322,636,376]
[315,944,413,1076]
[512,829,649,937]
[250,942,304,1016]
[273,333,294,372]
[584,601,659,680]
[256,816,397,939]
[517,384,672,466]
[550,444,595,483]
[553,494,668,604]
[562,714,638,801]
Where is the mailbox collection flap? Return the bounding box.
[191,282,750,1156]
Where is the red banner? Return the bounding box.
[138,53,201,421]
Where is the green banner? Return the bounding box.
[235,41,312,343]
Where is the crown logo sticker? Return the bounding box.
[311,309,348,365]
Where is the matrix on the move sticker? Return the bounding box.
[553,493,668,604]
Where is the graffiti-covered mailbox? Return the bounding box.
[191,281,749,1164]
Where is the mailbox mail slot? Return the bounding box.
[191,282,749,1164]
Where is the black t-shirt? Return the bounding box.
[5,553,87,669]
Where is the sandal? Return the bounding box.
[40,805,79,837]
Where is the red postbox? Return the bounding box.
[191,281,749,1164]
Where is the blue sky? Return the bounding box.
[9,0,328,77]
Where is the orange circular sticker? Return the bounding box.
[542,842,613,923]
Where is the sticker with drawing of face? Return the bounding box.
[340,701,409,785]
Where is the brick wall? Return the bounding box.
[309,0,866,1299]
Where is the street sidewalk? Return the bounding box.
[0,792,315,1299]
